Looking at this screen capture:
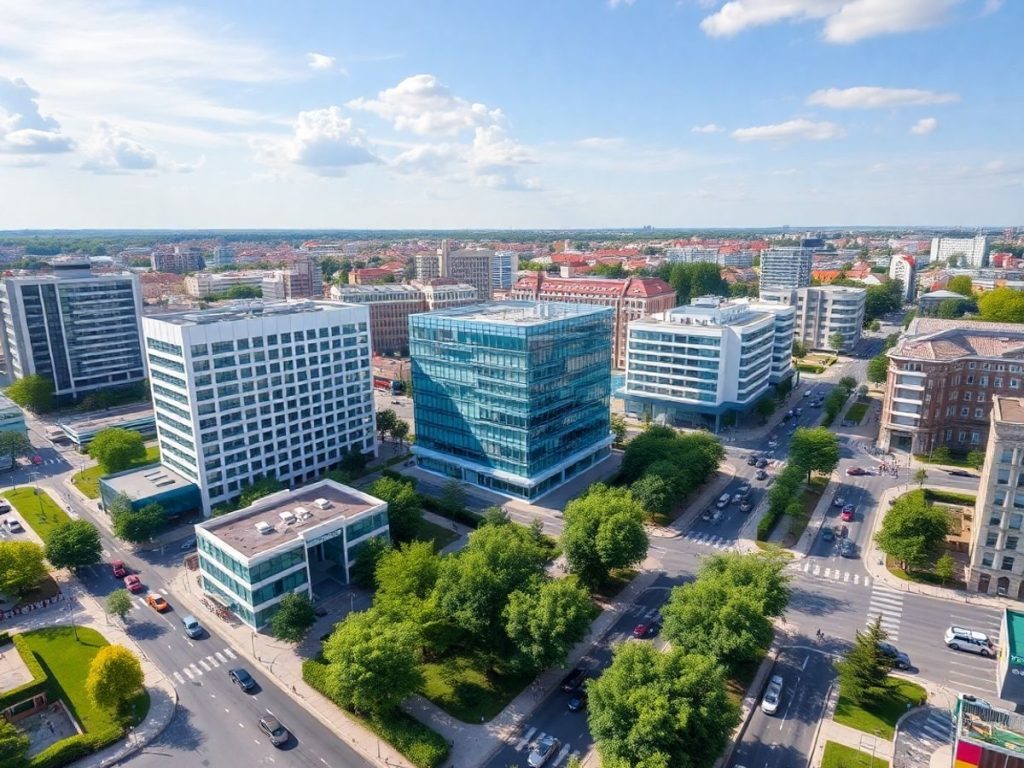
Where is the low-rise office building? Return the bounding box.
[762,285,865,352]
[100,463,201,518]
[195,480,389,629]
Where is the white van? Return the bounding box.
[716,493,731,509]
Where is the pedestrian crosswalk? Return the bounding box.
[896,708,952,768]
[624,604,662,620]
[866,585,904,641]
[682,531,735,550]
[169,647,238,684]
[513,727,580,767]
[797,560,873,587]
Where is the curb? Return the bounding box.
[79,677,178,768]
[715,632,785,768]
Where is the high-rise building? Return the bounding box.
[261,259,323,300]
[930,235,989,268]
[759,247,813,292]
[141,300,376,514]
[410,301,614,500]
[665,246,719,264]
[414,252,440,281]
[492,250,520,289]
[508,273,676,369]
[621,296,794,430]
[443,248,494,301]
[0,258,145,402]
[761,286,865,352]
[888,254,916,302]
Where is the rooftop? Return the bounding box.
[145,299,346,326]
[894,318,1024,361]
[995,397,1024,426]
[197,480,385,559]
[102,464,194,499]
[918,289,966,301]
[418,300,610,326]
[60,403,155,433]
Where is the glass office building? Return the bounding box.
[410,301,614,500]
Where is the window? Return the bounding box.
[972,431,981,444]
[1011,513,1023,530]
[961,407,969,417]
[964,391,972,401]
[1008,536,1019,551]
[1002,556,1015,571]
[211,341,234,354]
[975,409,984,419]
[982,552,994,567]
[987,531,999,547]
[980,376,989,386]
[1013,379,1021,389]
[995,378,1003,388]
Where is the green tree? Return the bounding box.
[869,319,881,331]
[934,553,956,585]
[45,519,101,570]
[87,428,146,474]
[376,408,399,441]
[755,396,776,423]
[562,484,648,589]
[238,475,282,507]
[322,608,423,714]
[791,340,808,359]
[107,493,133,519]
[913,468,928,487]
[106,589,134,622]
[350,535,393,590]
[0,541,47,596]
[339,447,368,475]
[978,287,1024,323]
[504,577,595,672]
[839,376,858,393]
[789,427,840,480]
[391,420,410,445]
[376,540,441,601]
[85,645,144,713]
[774,375,794,402]
[112,503,164,543]
[966,449,986,470]
[931,445,952,463]
[368,476,422,543]
[835,617,893,706]
[0,714,30,767]
[875,490,950,571]
[591,262,627,279]
[0,431,32,465]
[867,354,889,385]
[439,478,467,515]
[270,592,317,643]
[947,275,973,297]
[629,473,672,518]
[936,298,971,319]
[864,281,904,322]
[587,642,738,768]
[5,374,55,413]
[610,413,628,444]
[829,332,846,352]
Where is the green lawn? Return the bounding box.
[4,487,72,542]
[414,518,460,551]
[71,445,161,499]
[886,556,966,590]
[834,678,926,739]
[22,626,148,741]
[845,402,869,425]
[419,651,534,723]
[822,741,888,768]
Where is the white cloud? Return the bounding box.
[79,122,203,174]
[910,117,938,135]
[700,0,961,43]
[0,76,74,154]
[306,52,335,70]
[255,107,379,176]
[578,137,626,149]
[691,123,723,133]
[807,86,959,109]
[731,118,844,142]
[347,74,504,135]
[608,0,637,7]
[982,0,1004,15]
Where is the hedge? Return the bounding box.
[924,489,977,506]
[0,635,48,714]
[302,658,449,768]
[796,364,826,374]
[28,728,121,768]
[419,494,481,530]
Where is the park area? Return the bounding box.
[4,487,71,541]
[834,677,926,740]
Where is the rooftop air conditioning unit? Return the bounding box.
[255,521,273,534]
[293,506,310,519]
[279,510,297,525]
[313,498,331,510]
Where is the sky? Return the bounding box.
[0,0,1021,229]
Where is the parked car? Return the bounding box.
[747,455,758,466]
[146,593,170,612]
[731,493,743,504]
[739,498,753,513]
[716,493,731,509]
[560,667,587,693]
[761,675,783,715]
[229,668,257,691]
[841,505,855,522]
[803,390,813,398]
[846,467,869,476]
[821,527,834,542]
[258,713,290,747]
[0,502,10,513]
[755,469,769,481]
[833,496,845,508]
[756,457,769,468]
[839,540,857,558]
[944,626,994,656]
[182,615,203,638]
[632,621,661,639]
[701,508,714,521]
[767,439,779,449]
[112,560,128,578]
[30,455,42,465]
[179,536,197,551]
[3,517,23,533]
[124,574,143,593]
[737,483,751,495]
[836,525,849,538]
[878,642,911,670]
[567,690,587,712]
[528,735,560,768]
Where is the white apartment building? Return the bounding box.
[665,246,719,264]
[0,258,145,402]
[759,247,813,292]
[492,250,520,289]
[762,286,866,352]
[930,235,989,268]
[184,271,269,298]
[141,301,377,515]
[889,254,917,302]
[621,296,795,431]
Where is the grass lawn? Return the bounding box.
[4,487,72,542]
[924,489,977,506]
[22,626,149,740]
[822,741,888,768]
[414,518,459,551]
[595,568,638,600]
[725,656,763,708]
[913,453,980,469]
[886,556,966,590]
[845,402,869,425]
[71,445,160,499]
[833,678,926,740]
[419,651,534,723]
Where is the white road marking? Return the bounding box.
[173,671,185,684]
[206,655,220,668]
[183,666,195,680]
[813,565,821,576]
[198,659,211,671]
[215,652,227,663]
[515,727,537,752]
[843,572,850,582]
[223,648,237,659]
[159,588,168,595]
[801,655,809,671]
[189,664,203,677]
[553,745,572,766]
[824,568,831,578]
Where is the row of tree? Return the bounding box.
[374,408,410,444]
[759,427,840,540]
[823,376,858,424]
[0,516,103,598]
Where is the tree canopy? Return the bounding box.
[978,287,1024,323]
[0,541,47,596]
[88,428,147,474]
[562,484,648,589]
[270,592,317,643]
[874,490,951,571]
[368,476,422,543]
[946,275,973,297]
[106,589,134,622]
[788,427,840,480]
[112,503,165,544]
[835,617,893,706]
[86,645,144,713]
[504,576,595,672]
[0,431,32,461]
[0,716,30,767]
[45,520,102,570]
[867,354,889,384]
[5,375,55,413]
[655,261,728,306]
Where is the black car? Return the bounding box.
[747,455,758,466]
[567,691,588,711]
[947,469,976,478]
[560,667,587,693]
[229,668,257,691]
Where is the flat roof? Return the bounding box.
[61,403,155,432]
[148,299,348,327]
[102,464,193,498]
[996,397,1024,426]
[418,300,610,326]
[198,481,383,559]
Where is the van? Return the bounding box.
[716,493,731,509]
[944,626,994,656]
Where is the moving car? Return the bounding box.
[229,668,257,691]
[3,517,23,533]
[948,469,976,478]
[567,691,587,711]
[878,642,911,670]
[761,675,783,715]
[258,713,290,747]
[716,493,731,509]
[804,390,813,398]
[731,493,743,504]
[30,455,43,465]
[839,539,857,558]
[841,505,855,522]
[146,593,170,612]
[701,508,714,521]
[527,735,560,768]
[124,574,143,593]
[737,483,751,495]
[739,498,753,513]
[833,496,845,508]
[560,667,586,693]
[632,621,661,639]
[182,615,203,638]
[846,467,869,476]
[755,469,769,481]
[112,560,128,578]
[944,626,994,656]
[821,527,834,542]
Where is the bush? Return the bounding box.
[0,635,48,714]
[28,727,121,768]
[419,494,481,529]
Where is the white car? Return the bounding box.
[528,735,560,768]
[944,626,994,657]
[761,674,783,715]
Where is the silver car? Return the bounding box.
[527,735,560,767]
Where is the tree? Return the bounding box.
[931,445,952,463]
[934,553,956,585]
[936,298,971,319]
[376,409,398,441]
[0,431,32,464]
[45,520,101,570]
[869,319,881,331]
[829,332,846,352]
[789,427,840,480]
[504,577,595,672]
[87,428,146,474]
[339,447,368,475]
[629,473,672,518]
[238,475,282,508]
[391,420,410,445]
[875,490,950,571]
[791,340,808,359]
[86,645,144,713]
[113,503,164,543]
[838,376,858,393]
[755,396,776,423]
[978,287,1024,323]
[0,716,30,767]
[439,479,467,515]
[966,450,986,470]
[610,413,628,444]
[368,476,422,543]
[107,493,133,519]
[867,354,889,385]
[587,642,738,768]
[322,608,423,714]
[270,592,317,643]
[562,484,648,589]
[106,589,134,623]
[376,540,441,601]
[913,468,928,487]
[947,275,973,297]
[350,535,392,590]
[0,541,47,596]
[5,374,55,413]
[835,617,893,706]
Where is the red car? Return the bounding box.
[846,467,869,476]
[124,574,143,593]
[632,621,661,639]
[30,455,43,465]
[841,505,855,522]
[111,560,128,578]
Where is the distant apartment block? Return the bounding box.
[888,254,916,302]
[410,302,614,500]
[492,250,520,289]
[0,258,145,402]
[441,247,494,301]
[348,268,394,285]
[508,273,676,369]
[262,259,323,300]
[762,286,865,352]
[141,300,376,514]
[759,247,814,292]
[621,296,795,431]
[665,246,719,264]
[414,252,441,282]
[151,246,204,274]
[211,246,235,269]
[930,235,989,268]
[184,271,269,298]
[878,318,1024,455]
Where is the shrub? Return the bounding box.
[419,494,481,529]
[0,635,48,713]
[28,727,121,768]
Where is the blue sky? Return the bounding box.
[0,0,1020,229]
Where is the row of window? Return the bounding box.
[189,324,368,359]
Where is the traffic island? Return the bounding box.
[822,740,889,768]
[833,678,927,740]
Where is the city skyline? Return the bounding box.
[0,0,1021,229]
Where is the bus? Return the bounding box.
[373,376,405,395]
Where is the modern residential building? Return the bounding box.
[878,318,1024,454]
[441,247,494,301]
[211,246,235,269]
[888,254,916,302]
[665,246,719,264]
[261,259,323,301]
[968,397,1024,599]
[718,248,756,268]
[0,258,146,402]
[758,247,813,292]
[184,271,268,298]
[151,246,204,274]
[620,296,795,430]
[194,479,389,629]
[508,273,676,370]
[414,252,441,281]
[141,300,376,514]
[328,281,478,355]
[492,250,520,289]
[762,286,866,352]
[410,301,614,500]
[930,235,989,268]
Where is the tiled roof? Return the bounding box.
[893,318,1024,361]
